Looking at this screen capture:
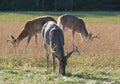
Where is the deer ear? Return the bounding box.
[11,35,15,40]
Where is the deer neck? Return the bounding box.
[16,30,28,42]
[52,43,65,58]
[78,19,89,39]
[81,30,89,39]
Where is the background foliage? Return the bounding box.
[0,0,120,11]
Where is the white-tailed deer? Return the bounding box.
[7,16,56,49]
[42,21,80,75]
[57,14,99,43]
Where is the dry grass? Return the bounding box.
[64,23,120,52]
[0,22,120,70]
[0,22,45,64]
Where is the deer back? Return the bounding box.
[25,16,56,34]
[42,21,64,57]
[50,27,64,58]
[57,14,79,30]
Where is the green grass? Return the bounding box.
[0,52,120,84]
[0,11,120,24]
[0,67,119,84]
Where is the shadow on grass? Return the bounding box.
[75,73,109,81]
[66,71,111,82]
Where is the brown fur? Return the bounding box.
[9,16,56,48]
[57,14,97,43]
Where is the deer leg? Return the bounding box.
[26,36,32,48]
[79,33,83,42]
[44,43,49,69]
[59,68,60,74]
[52,54,56,72]
[35,34,38,47]
[72,30,75,44]
[63,25,67,32]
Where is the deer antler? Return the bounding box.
[66,44,80,59]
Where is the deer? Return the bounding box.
[42,21,80,75]
[7,16,56,49]
[57,14,99,43]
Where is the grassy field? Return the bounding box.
[0,11,120,24]
[0,11,120,84]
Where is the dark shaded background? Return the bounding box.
[0,0,120,11]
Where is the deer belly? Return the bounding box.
[63,27,69,32]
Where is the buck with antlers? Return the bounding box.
[57,14,99,43]
[42,21,80,75]
[7,16,56,49]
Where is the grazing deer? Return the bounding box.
[42,21,80,75]
[7,16,56,49]
[57,14,99,43]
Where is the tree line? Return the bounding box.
[0,0,120,11]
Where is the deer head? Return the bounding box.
[7,35,19,48]
[88,32,100,40]
[57,44,80,75]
